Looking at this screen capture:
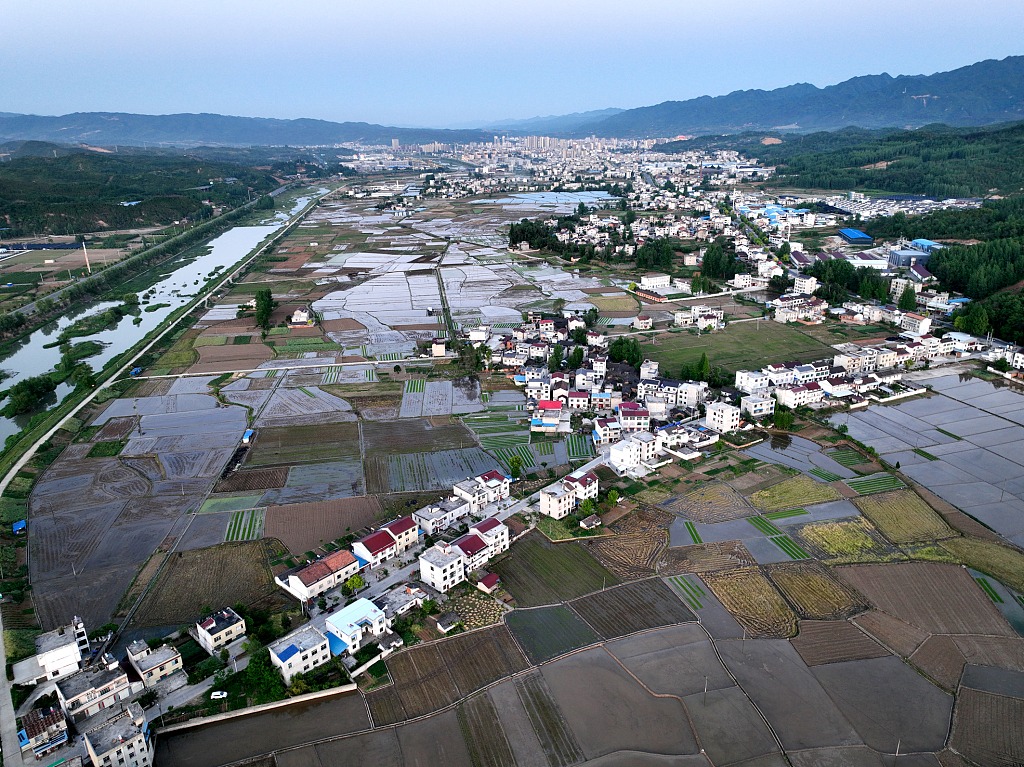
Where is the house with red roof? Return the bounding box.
[380,516,420,554]
[476,573,501,594]
[352,530,399,569]
[452,470,511,514]
[418,518,511,592]
[275,549,361,603]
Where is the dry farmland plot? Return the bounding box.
[569,578,695,639]
[750,475,841,511]
[491,533,619,607]
[458,695,516,767]
[853,490,956,544]
[950,687,1024,767]
[941,536,1024,593]
[791,620,889,666]
[796,517,897,564]
[129,541,276,628]
[246,422,360,466]
[767,561,868,620]
[837,562,1016,636]
[365,685,407,726]
[704,567,797,638]
[367,448,501,494]
[514,672,585,767]
[263,497,382,554]
[436,625,529,697]
[387,643,461,718]
[660,540,755,575]
[660,482,753,523]
[852,609,931,658]
[584,531,667,580]
[505,606,600,664]
[610,505,675,534]
[362,417,474,454]
[213,467,289,494]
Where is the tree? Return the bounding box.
[953,301,990,336]
[244,648,285,704]
[567,346,585,370]
[579,498,596,517]
[607,489,619,506]
[547,345,564,372]
[898,285,917,312]
[773,407,795,430]
[344,574,365,592]
[507,454,524,479]
[254,287,276,331]
[2,374,58,416]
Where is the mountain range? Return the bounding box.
[0,55,1021,147]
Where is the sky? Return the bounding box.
[5,0,1024,128]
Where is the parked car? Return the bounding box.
[210,691,228,700]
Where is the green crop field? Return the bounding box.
[748,516,783,536]
[828,448,869,467]
[492,444,535,468]
[668,575,706,610]
[565,434,595,460]
[225,508,265,542]
[405,378,426,393]
[492,533,618,607]
[975,576,1003,603]
[481,434,531,451]
[810,468,842,482]
[505,606,599,664]
[764,508,809,521]
[846,474,906,495]
[769,535,810,560]
[684,520,702,544]
[641,321,835,375]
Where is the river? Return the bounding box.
[0,194,317,444]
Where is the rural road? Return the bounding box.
[0,600,26,767]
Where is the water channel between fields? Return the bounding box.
[0,196,315,444]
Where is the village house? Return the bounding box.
[539,469,600,519]
[774,382,825,408]
[609,431,661,474]
[125,640,182,688]
[11,616,90,686]
[592,416,622,446]
[269,625,331,684]
[194,607,246,656]
[617,401,651,432]
[83,703,152,767]
[324,598,393,657]
[413,496,472,536]
[740,394,776,420]
[419,543,466,593]
[633,314,654,330]
[56,665,132,723]
[275,549,361,603]
[17,706,68,760]
[452,469,511,513]
[705,402,741,433]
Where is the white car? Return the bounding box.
[210,691,228,700]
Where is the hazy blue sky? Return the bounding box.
[5,0,1023,127]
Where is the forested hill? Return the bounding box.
[0,147,280,237]
[576,56,1024,137]
[0,112,488,148]
[661,121,1024,198]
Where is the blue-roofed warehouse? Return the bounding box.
[839,228,874,245]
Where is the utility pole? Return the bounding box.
[81,240,92,275]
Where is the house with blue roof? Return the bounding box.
[269,625,330,683]
[325,598,393,658]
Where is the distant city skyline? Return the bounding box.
[4,0,1023,128]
